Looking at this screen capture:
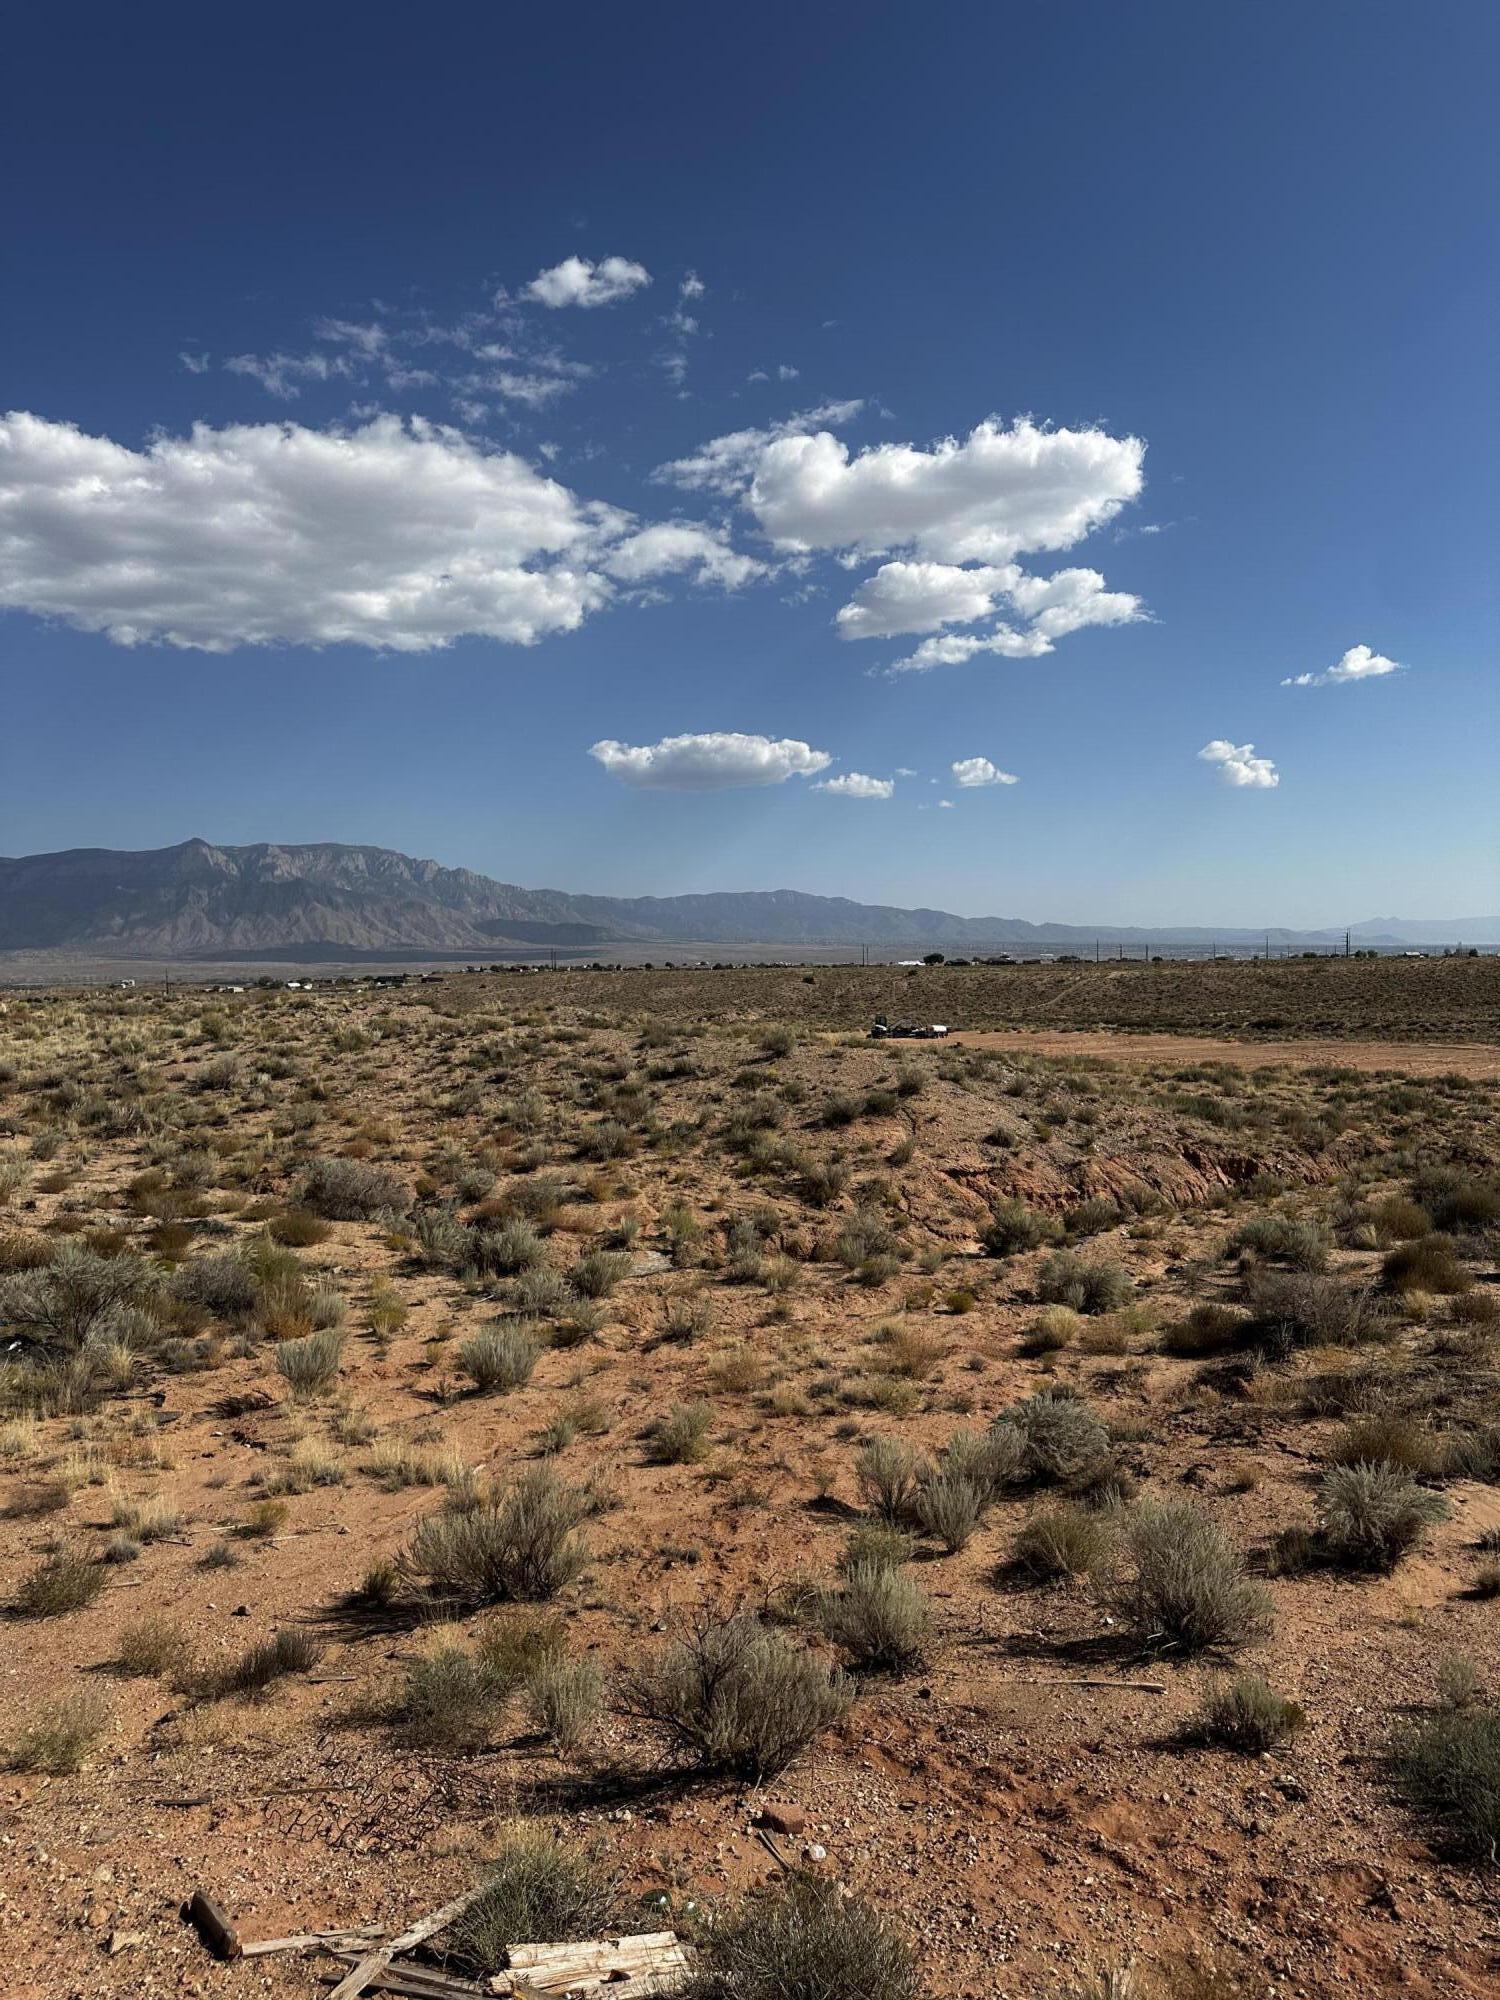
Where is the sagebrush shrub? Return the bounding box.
[459,1321,543,1394]
[402,1469,590,1604]
[303,1158,410,1220]
[1038,1252,1133,1316]
[447,1829,619,1975]
[1382,1234,1472,1296]
[625,1613,852,1778]
[1393,1705,1500,1861]
[1012,1502,1117,1582]
[275,1326,345,1398]
[982,1198,1056,1257]
[686,1876,918,2000]
[819,1560,931,1671]
[5,1689,110,1774]
[1195,1673,1304,1751]
[1123,1500,1272,1652]
[1317,1461,1448,1571]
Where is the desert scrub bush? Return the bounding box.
[1025,1304,1080,1354]
[526,1656,603,1754]
[458,1321,544,1394]
[268,1207,330,1247]
[1392,1704,1500,1862]
[445,1829,619,1977]
[1415,1167,1500,1235]
[1329,1413,1439,1477]
[5,1689,111,1775]
[1228,1213,1330,1271]
[687,1876,918,2000]
[1011,1501,1117,1583]
[661,1292,713,1342]
[0,1246,161,1354]
[1247,1271,1389,1353]
[14,1544,106,1617]
[1161,1303,1249,1358]
[1316,1461,1448,1571]
[841,1522,915,1572]
[303,1157,411,1220]
[1038,1252,1133,1316]
[275,1326,345,1399]
[832,1208,900,1271]
[1122,1500,1272,1653]
[210,1625,322,1697]
[856,1436,921,1523]
[399,1642,508,1750]
[797,1160,849,1209]
[1193,1673,1304,1752]
[995,1390,1112,1488]
[911,1467,985,1552]
[1064,1195,1122,1240]
[115,1614,191,1678]
[1382,1233,1472,1296]
[625,1612,852,1778]
[567,1249,630,1299]
[648,1399,714,1465]
[818,1560,931,1671]
[402,1468,589,1605]
[173,1252,258,1322]
[981,1197,1058,1258]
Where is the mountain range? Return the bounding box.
[0,839,1492,958]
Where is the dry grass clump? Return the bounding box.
[5,1689,111,1774]
[399,1642,509,1750]
[685,1876,918,2000]
[458,1321,544,1393]
[1392,1705,1500,1862]
[625,1612,852,1778]
[14,1544,106,1617]
[275,1326,345,1398]
[1381,1233,1472,1296]
[1012,1501,1118,1583]
[981,1197,1058,1257]
[207,1625,322,1698]
[1037,1252,1133,1316]
[115,1613,192,1678]
[1122,1500,1272,1653]
[818,1560,932,1671]
[525,1656,603,1753]
[1193,1673,1304,1751]
[401,1468,590,1605]
[1316,1462,1448,1571]
[647,1398,714,1464]
[1229,1213,1330,1270]
[303,1157,411,1220]
[444,1828,619,1977]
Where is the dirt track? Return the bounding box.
[945,1028,1500,1077]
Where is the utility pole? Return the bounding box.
[1344,930,1350,958]
[1094,938,1099,964]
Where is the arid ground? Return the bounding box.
[2,961,1499,1999]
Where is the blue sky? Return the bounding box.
[1,0,1495,926]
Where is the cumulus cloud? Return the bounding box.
[835,561,1012,640]
[524,255,651,309]
[1283,643,1403,688]
[589,732,831,790]
[886,627,1053,674]
[746,417,1144,562]
[0,409,628,652]
[1199,740,1280,789]
[816,771,894,799]
[603,522,765,590]
[951,756,1018,788]
[679,271,706,300]
[653,401,867,496]
[1004,566,1144,639]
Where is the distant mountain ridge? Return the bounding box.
[0,839,1492,956]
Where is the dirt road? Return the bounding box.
[945,1027,1500,1078]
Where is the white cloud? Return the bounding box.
[886,627,1053,674]
[314,318,389,358]
[223,350,352,399]
[179,351,211,374]
[1199,739,1280,789]
[0,409,623,652]
[951,756,1018,788]
[816,771,894,799]
[747,416,1145,562]
[524,255,651,309]
[938,798,956,809]
[836,561,1012,639]
[590,732,830,790]
[603,522,764,590]
[1283,643,1403,688]
[1004,566,1144,639]
[679,272,706,300]
[490,371,577,409]
[653,401,866,495]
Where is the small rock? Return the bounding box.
[756,1802,807,1837]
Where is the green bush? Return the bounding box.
[399,1643,507,1750]
[459,1322,543,1394]
[1317,1462,1448,1571]
[446,1829,619,1976]
[912,1468,985,1552]
[625,1613,852,1778]
[401,1469,590,1605]
[1122,1500,1272,1653]
[1037,1252,1133,1316]
[1012,1502,1117,1583]
[0,1247,160,1354]
[568,1250,630,1299]
[1195,1673,1304,1751]
[275,1326,345,1398]
[856,1436,922,1522]
[818,1561,931,1671]
[303,1158,411,1220]
[648,1399,714,1465]
[1229,1214,1330,1271]
[981,1197,1056,1257]
[212,1625,321,1696]
[1392,1705,1500,1862]
[685,1876,918,2000]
